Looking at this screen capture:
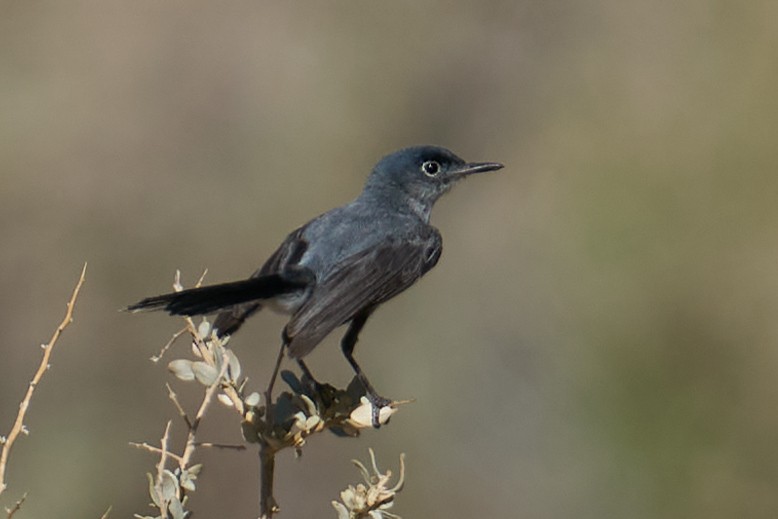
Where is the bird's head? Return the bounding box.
[364,145,503,217]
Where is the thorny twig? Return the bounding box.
[180,351,229,470]
[0,264,87,498]
[154,422,172,518]
[332,449,406,519]
[4,493,27,519]
[129,442,185,466]
[135,272,408,518]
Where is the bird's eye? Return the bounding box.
[421,160,441,177]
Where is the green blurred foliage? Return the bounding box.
[1,1,777,518]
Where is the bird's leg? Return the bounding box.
[341,309,390,428]
[264,341,286,427]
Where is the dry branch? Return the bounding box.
[0,263,87,497]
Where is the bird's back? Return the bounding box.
[213,197,440,340]
[295,199,428,278]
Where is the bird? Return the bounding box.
[128,145,503,426]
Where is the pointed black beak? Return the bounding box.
[453,161,504,176]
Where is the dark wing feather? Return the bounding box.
[285,229,442,358]
[256,226,309,277]
[213,227,309,336]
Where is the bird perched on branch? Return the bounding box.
[129,145,503,426]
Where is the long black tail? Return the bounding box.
[127,271,311,317]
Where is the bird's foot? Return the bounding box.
[366,393,393,429]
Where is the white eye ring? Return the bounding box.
[421,160,441,177]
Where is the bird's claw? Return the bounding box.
[367,394,393,428]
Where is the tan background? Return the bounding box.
[2,1,778,517]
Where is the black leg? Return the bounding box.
[341,308,390,427]
[266,342,285,400]
[264,341,286,428]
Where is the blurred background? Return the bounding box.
[1,1,777,517]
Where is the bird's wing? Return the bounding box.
[213,226,309,336]
[284,229,442,358]
[256,226,309,276]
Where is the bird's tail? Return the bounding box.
[127,271,311,318]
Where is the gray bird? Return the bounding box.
[129,145,503,426]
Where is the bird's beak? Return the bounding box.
[453,161,504,176]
